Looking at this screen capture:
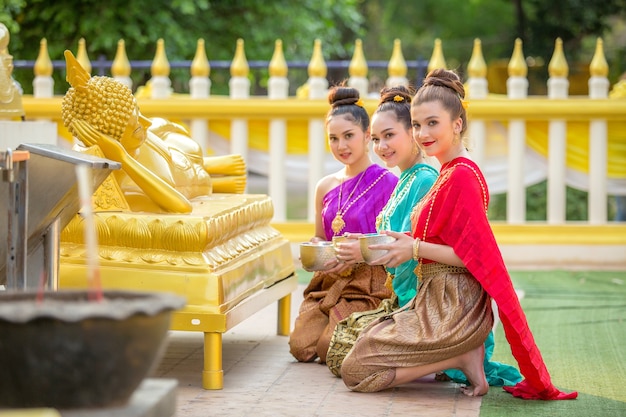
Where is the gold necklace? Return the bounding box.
[331,169,390,234]
[377,166,430,292]
[376,167,430,231]
[331,170,366,234]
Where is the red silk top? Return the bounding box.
[411,157,577,400]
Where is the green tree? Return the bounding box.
[511,0,626,80]
[357,0,626,91]
[358,0,516,73]
[4,0,365,94]
[511,0,626,57]
[0,0,24,35]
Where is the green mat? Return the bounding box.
[294,268,626,415]
[481,270,626,417]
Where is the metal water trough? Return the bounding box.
[0,143,120,289]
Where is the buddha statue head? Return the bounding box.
[61,50,145,149]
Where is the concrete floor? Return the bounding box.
[151,283,484,417]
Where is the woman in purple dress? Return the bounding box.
[289,86,398,364]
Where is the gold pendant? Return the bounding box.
[331,213,345,234]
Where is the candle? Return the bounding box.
[75,164,103,301]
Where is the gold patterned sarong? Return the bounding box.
[326,295,400,377]
[289,263,390,363]
[341,263,493,392]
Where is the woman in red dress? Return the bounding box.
[340,69,577,401]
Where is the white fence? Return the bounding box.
[14,37,626,267]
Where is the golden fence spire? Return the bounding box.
[34,38,53,77]
[467,38,486,78]
[191,39,210,78]
[548,38,569,78]
[349,39,368,78]
[589,37,609,77]
[269,39,288,78]
[151,38,170,77]
[508,38,528,77]
[230,38,249,77]
[112,39,131,78]
[308,39,327,78]
[388,39,407,77]
[76,38,91,75]
[428,38,447,73]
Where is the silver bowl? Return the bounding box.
[300,241,337,271]
[359,234,396,264]
[331,235,348,248]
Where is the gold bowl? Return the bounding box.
[359,234,396,264]
[300,241,337,271]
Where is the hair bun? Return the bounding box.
[331,96,362,108]
[423,69,465,98]
[328,86,361,107]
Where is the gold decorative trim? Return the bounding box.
[60,194,278,268]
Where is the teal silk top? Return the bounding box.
[376,163,438,308]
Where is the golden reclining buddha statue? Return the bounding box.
[58,50,297,390]
[61,50,245,213]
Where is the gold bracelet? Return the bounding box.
[412,238,421,261]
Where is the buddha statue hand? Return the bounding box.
[71,119,127,162]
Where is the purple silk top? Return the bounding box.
[321,164,398,240]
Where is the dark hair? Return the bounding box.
[412,68,467,135]
[374,85,414,131]
[325,85,369,132]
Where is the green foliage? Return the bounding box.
[526,181,548,221]
[488,180,618,221]
[4,0,625,94]
[487,192,507,221]
[359,0,516,72]
[518,0,626,59]
[0,0,25,34]
[358,0,626,87]
[4,0,365,94]
[513,0,626,83]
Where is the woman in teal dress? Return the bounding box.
[331,86,521,387]
[369,87,438,307]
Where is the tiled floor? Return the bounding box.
[152,284,483,417]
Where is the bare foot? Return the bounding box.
[457,345,488,397]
